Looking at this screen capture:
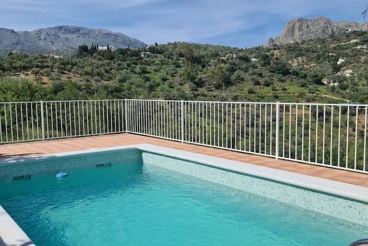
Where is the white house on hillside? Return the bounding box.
[98,46,116,51]
[337,57,346,65]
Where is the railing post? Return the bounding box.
[40,101,45,140]
[181,100,184,143]
[125,99,128,132]
[275,102,280,159]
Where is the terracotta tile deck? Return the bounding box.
[1,133,367,188]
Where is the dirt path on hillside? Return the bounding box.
[321,94,350,102]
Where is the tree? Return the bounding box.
[247,87,256,94]
[30,68,41,76]
[181,45,194,67]
[77,44,89,57]
[259,53,271,66]
[90,43,98,55]
[0,78,46,101]
[331,64,341,74]
[230,70,244,84]
[237,54,251,63]
[211,64,231,89]
[268,62,291,76]
[309,73,324,85]
[54,81,84,100]
[181,66,198,83]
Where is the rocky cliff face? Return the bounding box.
[267,17,368,46]
[0,26,147,55]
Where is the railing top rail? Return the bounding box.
[278,102,368,107]
[127,99,368,107]
[0,99,125,104]
[0,99,368,107]
[126,99,181,102]
[42,99,125,103]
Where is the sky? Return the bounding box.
[1,0,368,47]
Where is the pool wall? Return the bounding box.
[141,150,368,227]
[0,148,142,182]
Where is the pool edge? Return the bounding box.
[0,205,35,246]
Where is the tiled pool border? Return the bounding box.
[0,148,143,182]
[1,144,368,245]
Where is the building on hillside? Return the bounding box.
[342,69,353,77]
[226,54,236,59]
[98,46,116,51]
[322,79,339,87]
[345,27,359,33]
[337,57,346,65]
[43,54,62,59]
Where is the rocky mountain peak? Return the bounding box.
[266,17,368,46]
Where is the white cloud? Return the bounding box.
[80,0,158,8]
[1,0,367,46]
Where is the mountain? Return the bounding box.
[0,26,147,56]
[267,17,368,46]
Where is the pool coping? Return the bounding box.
[1,143,368,245]
[0,206,35,246]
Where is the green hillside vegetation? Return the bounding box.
[1,30,368,103]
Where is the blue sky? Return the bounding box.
[1,0,368,47]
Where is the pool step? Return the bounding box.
[12,174,32,181]
[96,163,112,168]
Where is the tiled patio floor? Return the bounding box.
[1,133,367,188]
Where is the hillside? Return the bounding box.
[0,26,146,56]
[267,17,368,46]
[1,30,368,103]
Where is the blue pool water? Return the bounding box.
[0,161,367,246]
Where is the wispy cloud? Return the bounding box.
[1,0,367,47]
[80,0,159,9]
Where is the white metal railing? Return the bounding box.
[1,99,367,174]
[125,100,368,174]
[0,100,126,143]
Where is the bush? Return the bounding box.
[247,87,256,94]
[93,76,102,83]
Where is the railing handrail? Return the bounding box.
[0,99,126,104]
[124,99,368,107]
[1,99,368,107]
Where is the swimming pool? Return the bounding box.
[0,145,367,246]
